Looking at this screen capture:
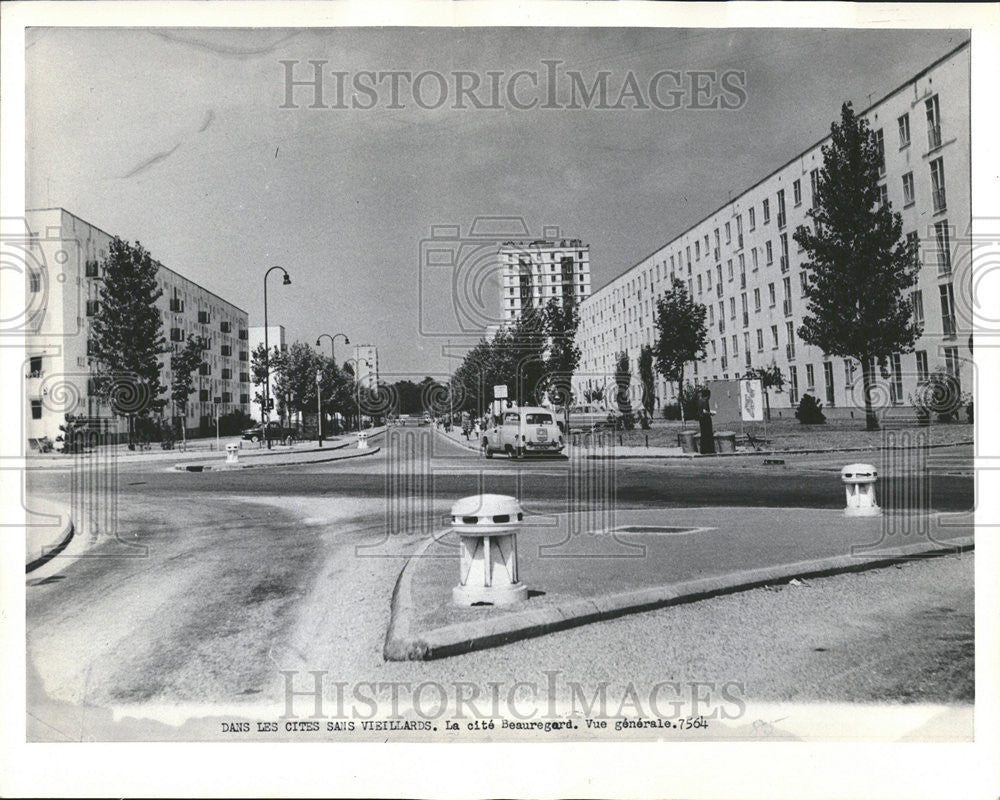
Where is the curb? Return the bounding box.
[173,444,381,472]
[383,530,974,661]
[582,438,975,460]
[26,511,75,574]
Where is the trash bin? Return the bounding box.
[714,431,737,453]
[677,430,698,453]
[451,494,528,606]
[225,443,239,464]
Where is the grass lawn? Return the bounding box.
[571,416,973,451]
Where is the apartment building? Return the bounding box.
[24,208,251,444]
[576,41,970,418]
[248,324,286,423]
[498,239,591,324]
[352,343,379,391]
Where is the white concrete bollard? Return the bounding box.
[841,463,880,517]
[225,443,239,464]
[451,494,529,606]
[356,431,368,450]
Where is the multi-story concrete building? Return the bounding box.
[498,239,591,324]
[248,324,286,423]
[352,343,379,390]
[24,208,251,444]
[576,41,970,419]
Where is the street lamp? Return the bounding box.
[263,265,291,449]
[316,332,349,363]
[344,357,373,432]
[315,368,323,447]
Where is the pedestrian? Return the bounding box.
[697,387,715,454]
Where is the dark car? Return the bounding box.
[241,422,297,444]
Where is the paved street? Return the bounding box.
[25,427,975,740]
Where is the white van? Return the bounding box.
[481,406,564,458]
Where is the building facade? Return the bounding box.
[352,343,379,390]
[498,239,591,324]
[24,208,251,444]
[248,324,286,423]
[575,42,971,419]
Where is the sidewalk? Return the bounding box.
[25,497,75,572]
[384,506,973,660]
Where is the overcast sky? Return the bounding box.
[26,27,967,380]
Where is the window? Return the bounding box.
[771,324,779,349]
[944,346,960,390]
[727,259,734,281]
[768,283,776,307]
[926,95,941,149]
[741,293,749,327]
[31,399,43,420]
[788,366,799,405]
[697,274,703,294]
[739,255,746,288]
[874,128,885,175]
[754,288,761,312]
[939,282,956,337]
[898,112,910,148]
[29,271,41,293]
[907,231,920,267]
[763,198,770,224]
[809,168,820,207]
[915,350,929,381]
[930,158,946,211]
[729,297,736,319]
[878,184,889,207]
[780,234,789,272]
[824,361,835,406]
[799,270,809,297]
[725,222,732,244]
[889,353,903,404]
[765,241,773,265]
[806,364,815,392]
[844,358,856,387]
[736,215,744,249]
[744,332,751,367]
[28,355,43,377]
[695,241,701,261]
[793,179,802,206]
[934,220,951,274]
[911,289,924,326]
[749,207,756,230]
[756,329,764,351]
[752,247,759,271]
[776,190,786,228]
[902,172,915,206]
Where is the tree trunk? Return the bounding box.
[861,358,879,431]
[677,364,686,428]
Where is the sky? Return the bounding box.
[26,26,968,382]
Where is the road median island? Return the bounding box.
[384,506,973,661]
[172,430,386,472]
[25,499,75,573]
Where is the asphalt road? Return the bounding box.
[25,429,975,740]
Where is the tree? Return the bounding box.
[273,341,323,428]
[169,334,206,449]
[744,362,786,421]
[653,277,708,426]
[614,351,634,428]
[89,237,168,447]
[794,102,921,430]
[541,298,582,426]
[637,345,656,417]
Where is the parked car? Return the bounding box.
[481,406,564,458]
[242,422,298,444]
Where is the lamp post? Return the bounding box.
[344,357,372,432]
[263,265,291,449]
[315,369,323,447]
[316,332,349,363]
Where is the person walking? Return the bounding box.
[697,387,715,454]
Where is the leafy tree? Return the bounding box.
[637,345,656,417]
[653,277,708,426]
[273,341,324,427]
[89,237,168,447]
[541,298,582,425]
[795,394,827,424]
[169,334,206,448]
[794,102,921,430]
[614,351,634,428]
[744,362,786,421]
[583,386,605,404]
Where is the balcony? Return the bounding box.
[240,372,250,383]
[199,390,209,402]
[780,256,788,273]
[937,254,951,276]
[716,284,723,298]
[928,124,942,151]
[221,368,232,380]
[783,299,792,316]
[720,356,728,370]
[169,298,184,313]
[786,343,796,361]
[942,315,956,338]
[238,329,249,340]
[239,351,249,362]
[221,345,232,357]
[170,328,184,343]
[198,363,211,376]
[737,234,744,250]
[222,392,232,403]
[198,311,211,324]
[220,320,231,333]
[742,312,749,328]
[719,320,725,334]
[932,188,947,213]
[777,213,786,229]
[739,274,746,289]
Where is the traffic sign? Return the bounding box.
[493,384,508,399]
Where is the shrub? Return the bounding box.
[795,393,826,424]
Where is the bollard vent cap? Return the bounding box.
[841,463,878,482]
[450,494,523,526]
